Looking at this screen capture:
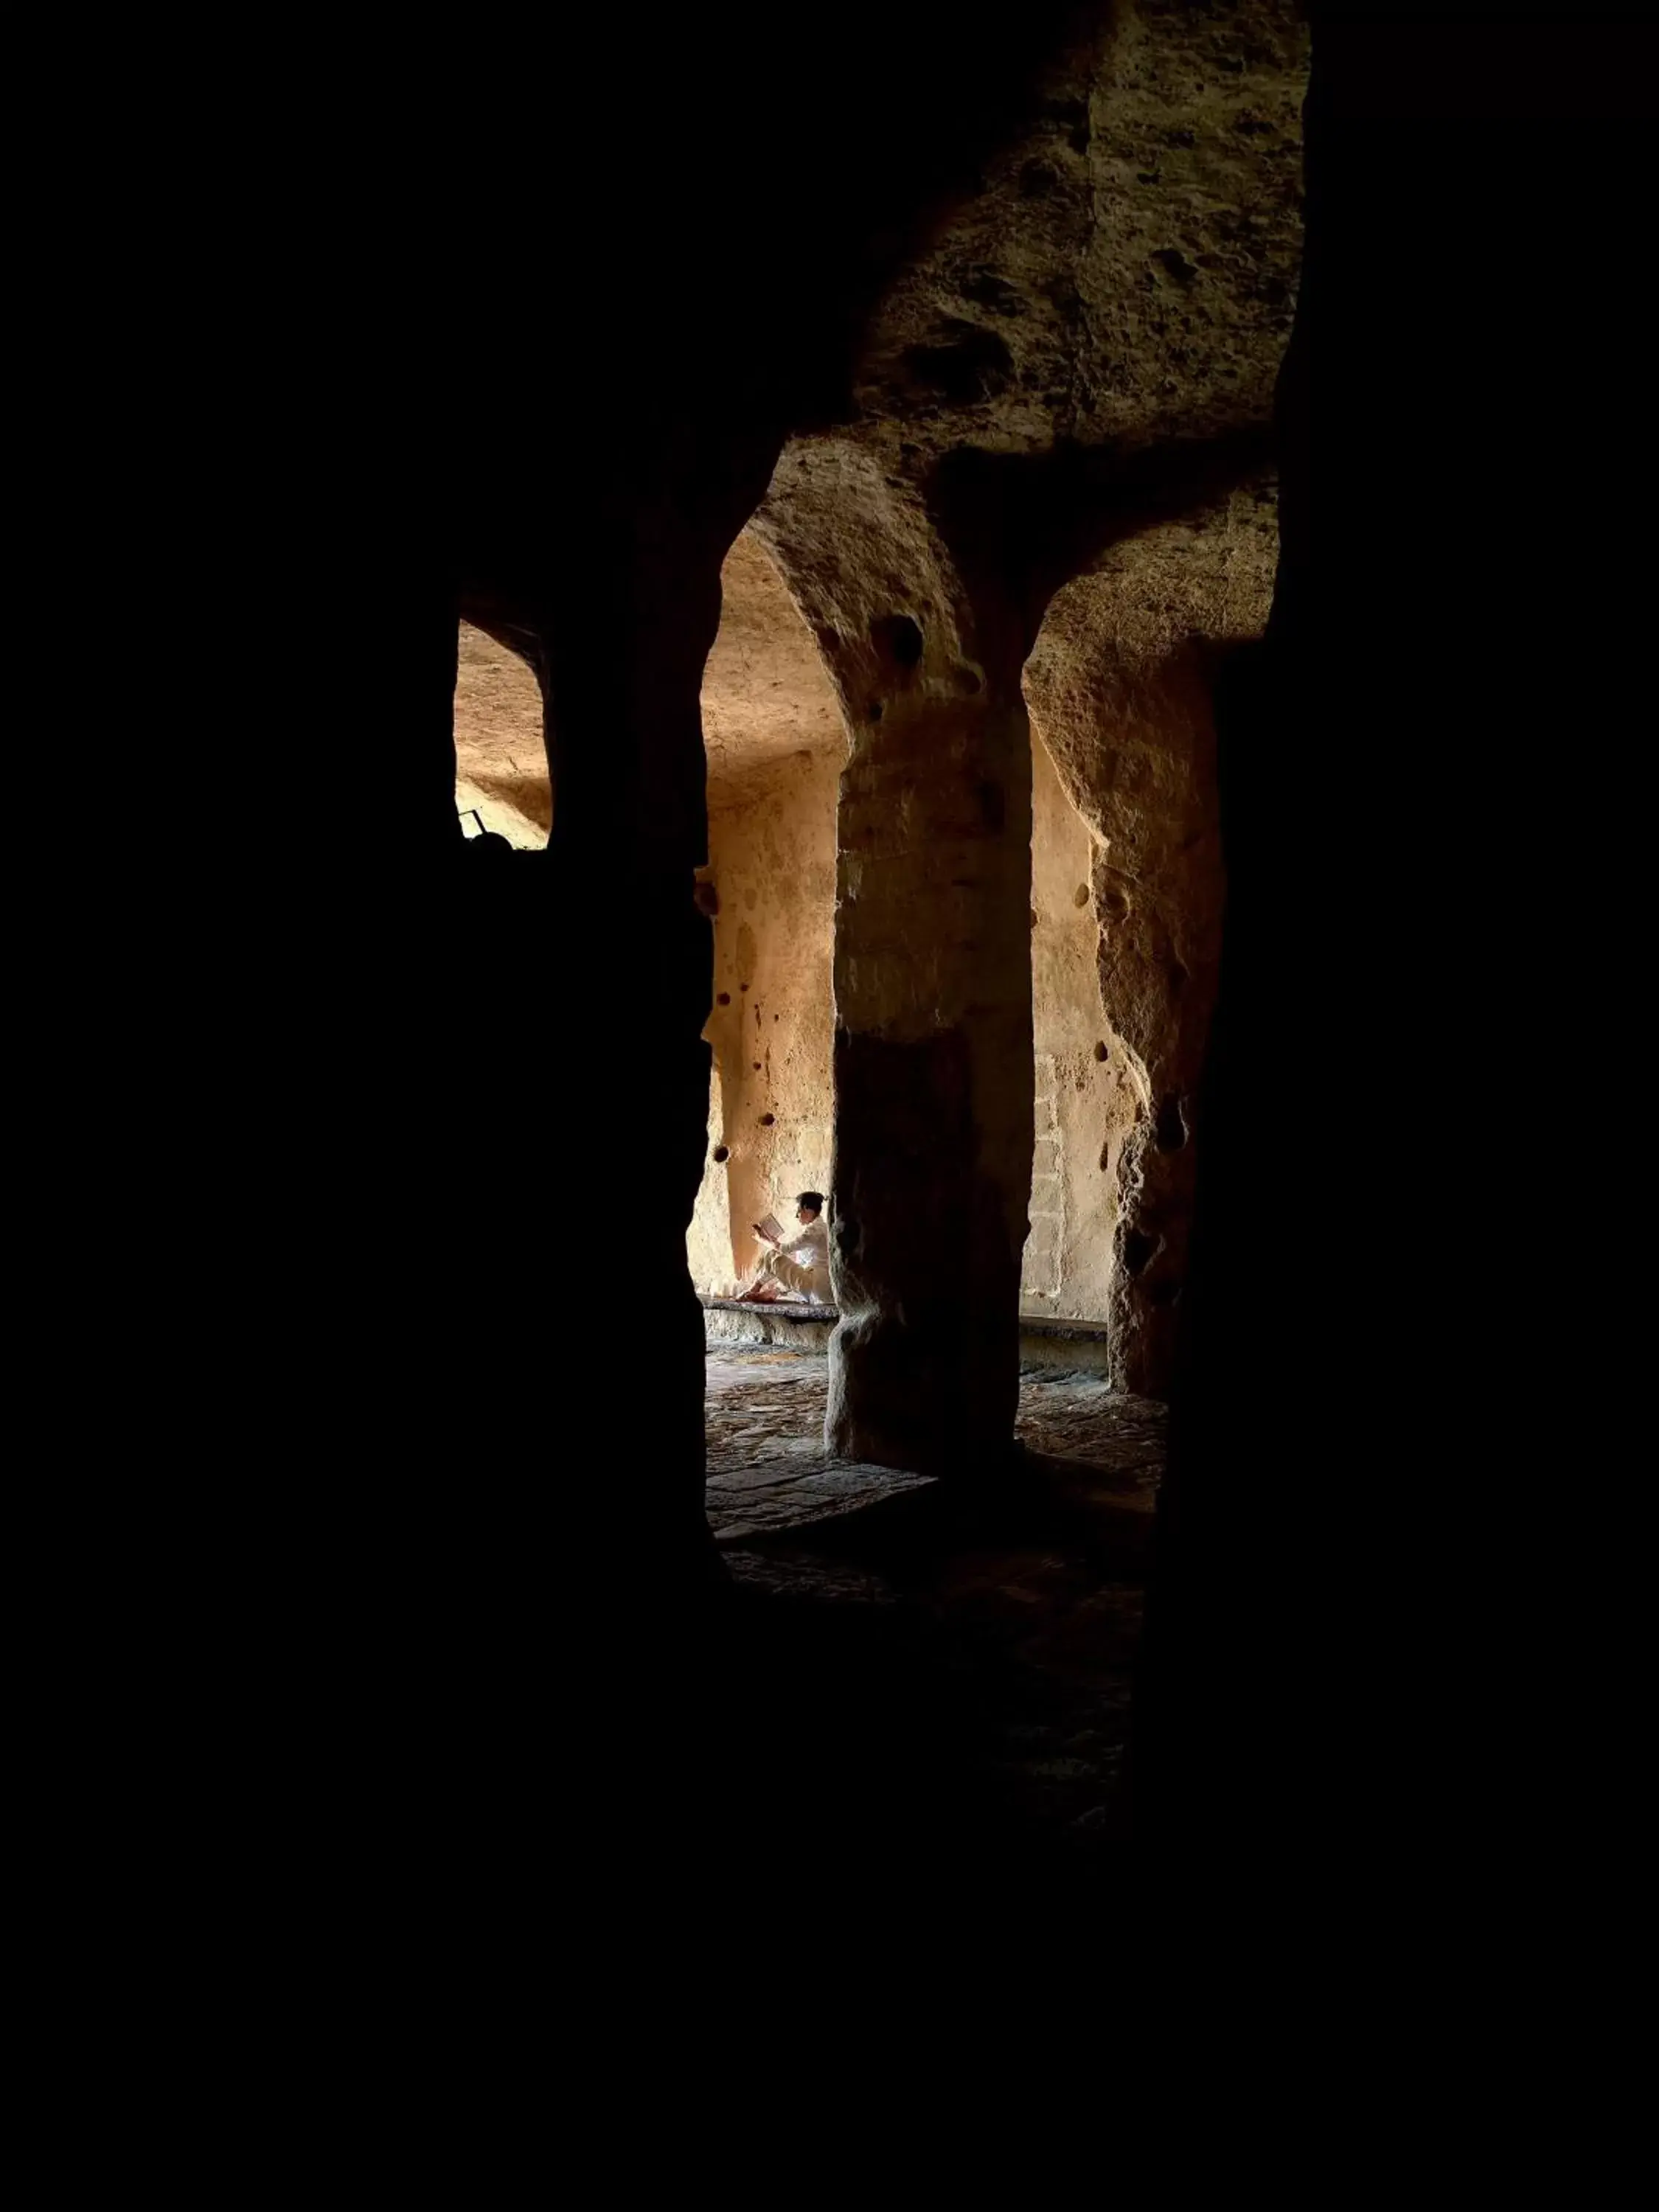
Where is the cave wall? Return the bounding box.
[1025,728,1138,1324]
[690,712,1135,1324]
[687,746,839,1293]
[684,1060,731,1295]
[688,710,1140,1321]
[684,527,846,1294]
[1023,487,1276,1392]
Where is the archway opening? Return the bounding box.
[1021,481,1279,1394]
[686,529,843,1304]
[453,620,550,847]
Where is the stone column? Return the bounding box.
[757,444,1035,1475]
[528,518,733,1568]
[456,439,784,1574]
[829,665,1036,1473]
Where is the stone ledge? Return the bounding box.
[1020,1314,1110,1343]
[699,1295,1112,1374]
[702,1295,838,1352]
[702,1295,838,1324]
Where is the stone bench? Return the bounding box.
[700,1295,1111,1375]
[701,1294,838,1352]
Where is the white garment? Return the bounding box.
[760,1214,832,1303]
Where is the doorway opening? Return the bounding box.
[686,530,844,1299]
[453,620,549,847]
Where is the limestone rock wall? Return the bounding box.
[1026,730,1141,1324]
[688,714,1150,1336]
[846,0,1306,471]
[1023,485,1276,1393]
[699,534,845,777]
[687,746,840,1294]
[685,528,847,1293]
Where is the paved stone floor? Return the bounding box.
[703,1349,1164,1848]
[704,1351,931,1543]
[706,1349,1162,1540]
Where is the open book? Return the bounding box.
[753,1211,785,1246]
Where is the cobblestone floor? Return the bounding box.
[706,1349,1161,1540]
[705,1349,1164,1846]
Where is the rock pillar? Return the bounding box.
[756,448,1036,1476]
[827,664,1034,1474]
[529,524,733,1568]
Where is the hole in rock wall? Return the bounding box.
[1123,1227,1159,1278]
[870,613,925,673]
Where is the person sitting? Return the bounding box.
[738,1191,831,1304]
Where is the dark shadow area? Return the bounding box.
[675,1349,1158,1868]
